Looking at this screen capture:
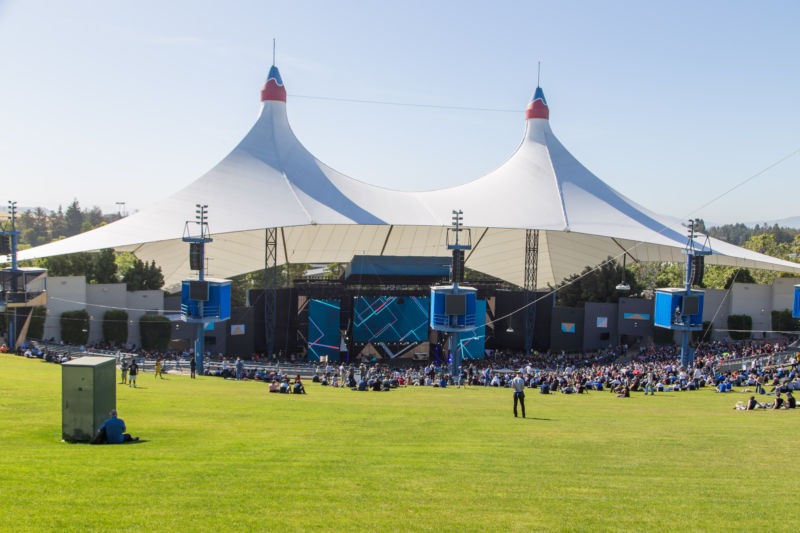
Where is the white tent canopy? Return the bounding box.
[12,65,800,290]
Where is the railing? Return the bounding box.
[713,351,798,374]
[180,304,220,319]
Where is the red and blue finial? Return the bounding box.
[525,86,549,120]
[525,61,549,120]
[261,39,286,102]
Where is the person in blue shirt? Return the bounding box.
[95,410,138,444]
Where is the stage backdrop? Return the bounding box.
[456,299,486,359]
[353,296,429,343]
[308,299,341,361]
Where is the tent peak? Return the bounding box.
[261,65,286,102]
[525,86,549,120]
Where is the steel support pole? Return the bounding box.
[449,333,460,381]
[195,242,205,374]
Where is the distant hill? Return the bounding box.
[741,216,800,229]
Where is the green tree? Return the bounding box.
[722,268,756,289]
[556,257,641,307]
[707,223,752,246]
[92,249,118,284]
[103,310,129,345]
[115,252,139,275]
[727,314,752,341]
[85,206,104,228]
[139,315,171,350]
[50,205,66,239]
[122,259,164,291]
[60,310,90,345]
[37,252,95,278]
[771,309,799,333]
[64,199,84,237]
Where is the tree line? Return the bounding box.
[1,199,163,291]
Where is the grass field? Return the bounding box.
[1,354,798,532]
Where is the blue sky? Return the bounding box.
[1,0,798,224]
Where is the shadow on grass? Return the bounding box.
[62,439,149,445]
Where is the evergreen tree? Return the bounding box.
[122,258,164,291]
[92,249,118,284]
[556,257,641,307]
[64,200,84,237]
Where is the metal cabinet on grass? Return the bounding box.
[62,356,116,442]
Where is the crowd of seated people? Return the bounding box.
[9,335,799,410]
[268,375,306,394]
[2,342,73,364]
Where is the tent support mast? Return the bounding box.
[264,228,278,357]
[524,229,539,355]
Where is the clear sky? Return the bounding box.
[1,0,798,225]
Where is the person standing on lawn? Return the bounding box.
[129,359,138,388]
[511,370,526,418]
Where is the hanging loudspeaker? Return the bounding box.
[689,255,705,286]
[451,250,465,283]
[189,243,204,271]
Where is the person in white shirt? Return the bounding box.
[511,371,526,418]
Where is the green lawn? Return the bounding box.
[1,354,798,532]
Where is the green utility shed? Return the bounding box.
[62,356,116,442]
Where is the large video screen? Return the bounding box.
[354,296,429,343]
[456,299,486,359]
[308,299,340,361]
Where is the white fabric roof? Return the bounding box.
[12,66,800,290]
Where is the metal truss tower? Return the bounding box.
[264,227,278,356]
[523,229,539,355]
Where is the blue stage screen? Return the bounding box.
[354,296,429,343]
[456,299,486,359]
[308,299,340,361]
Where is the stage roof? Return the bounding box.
[10,64,800,290]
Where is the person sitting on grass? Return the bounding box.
[616,386,630,398]
[785,390,796,409]
[771,393,784,410]
[91,410,138,444]
[268,379,280,393]
[734,396,758,410]
[293,379,306,394]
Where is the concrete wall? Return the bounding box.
[618,297,653,339]
[701,288,730,341]
[731,283,772,339]
[583,302,618,352]
[86,284,127,345]
[43,276,87,342]
[772,277,797,313]
[550,307,584,353]
[126,290,164,347]
[41,277,165,346]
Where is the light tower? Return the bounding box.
[654,220,712,368]
[430,210,477,378]
[180,204,230,374]
[1,201,47,349]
